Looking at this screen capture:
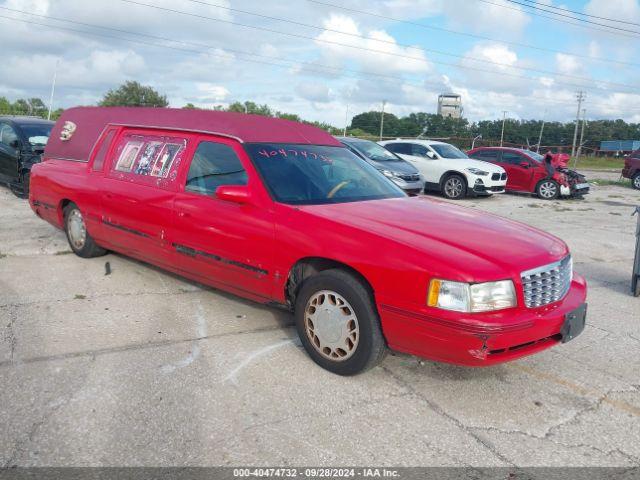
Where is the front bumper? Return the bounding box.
[391,178,424,194]
[467,174,507,195]
[379,274,587,367]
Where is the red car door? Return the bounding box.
[501,151,535,192]
[170,136,276,301]
[100,129,191,268]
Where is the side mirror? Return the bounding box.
[519,161,530,168]
[9,139,21,150]
[216,185,251,204]
[426,151,437,159]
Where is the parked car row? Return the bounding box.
[27,107,588,375]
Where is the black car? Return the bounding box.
[0,116,54,197]
[337,137,423,195]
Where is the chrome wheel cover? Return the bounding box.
[67,209,87,250]
[634,175,640,190]
[539,181,557,198]
[444,177,464,198]
[304,290,360,362]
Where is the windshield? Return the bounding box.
[245,143,405,205]
[430,144,468,159]
[347,139,400,162]
[519,149,544,162]
[20,124,53,148]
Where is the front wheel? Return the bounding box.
[633,173,640,190]
[294,269,386,376]
[441,174,467,200]
[536,179,560,200]
[63,203,107,258]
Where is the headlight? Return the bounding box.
[379,169,396,178]
[466,168,489,176]
[428,279,516,312]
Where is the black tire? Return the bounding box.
[441,174,467,200]
[633,173,640,190]
[63,203,107,258]
[294,269,387,376]
[536,179,560,200]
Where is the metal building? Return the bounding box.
[437,93,462,119]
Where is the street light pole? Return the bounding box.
[537,110,547,153]
[47,59,59,121]
[500,111,507,147]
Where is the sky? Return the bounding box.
[0,0,639,127]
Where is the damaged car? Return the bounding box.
[0,116,54,197]
[467,147,590,200]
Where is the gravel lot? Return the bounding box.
[1,183,639,468]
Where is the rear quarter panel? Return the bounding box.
[30,159,100,233]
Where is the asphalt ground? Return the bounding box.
[1,182,639,467]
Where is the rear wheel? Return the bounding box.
[633,173,640,190]
[536,179,559,200]
[63,203,107,258]
[441,174,467,200]
[294,269,386,375]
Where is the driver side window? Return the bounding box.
[411,144,429,157]
[502,152,526,165]
[0,124,19,148]
[185,141,248,196]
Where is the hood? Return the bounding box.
[397,154,505,173]
[367,158,419,175]
[298,196,568,282]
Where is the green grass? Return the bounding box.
[589,178,632,187]
[572,156,625,170]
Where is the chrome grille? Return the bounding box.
[399,173,421,182]
[521,256,572,308]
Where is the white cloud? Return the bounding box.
[314,14,432,75]
[442,0,530,36]
[295,82,333,103]
[555,53,583,76]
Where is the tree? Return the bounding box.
[99,81,169,107]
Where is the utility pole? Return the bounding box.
[342,104,349,137]
[500,111,508,147]
[536,110,547,153]
[379,100,386,141]
[47,59,60,121]
[571,91,586,157]
[574,109,587,169]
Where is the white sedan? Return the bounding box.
[379,139,507,199]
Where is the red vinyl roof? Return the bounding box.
[46,107,341,162]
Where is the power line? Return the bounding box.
[476,0,640,38]
[175,0,639,89]
[0,10,637,113]
[118,0,640,93]
[518,0,640,27]
[505,0,640,34]
[308,0,640,68]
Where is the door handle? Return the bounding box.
[177,211,190,218]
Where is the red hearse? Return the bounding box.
[622,150,640,190]
[30,107,587,375]
[467,147,590,199]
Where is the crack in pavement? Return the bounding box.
[3,307,18,362]
[0,323,295,369]
[380,366,514,467]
